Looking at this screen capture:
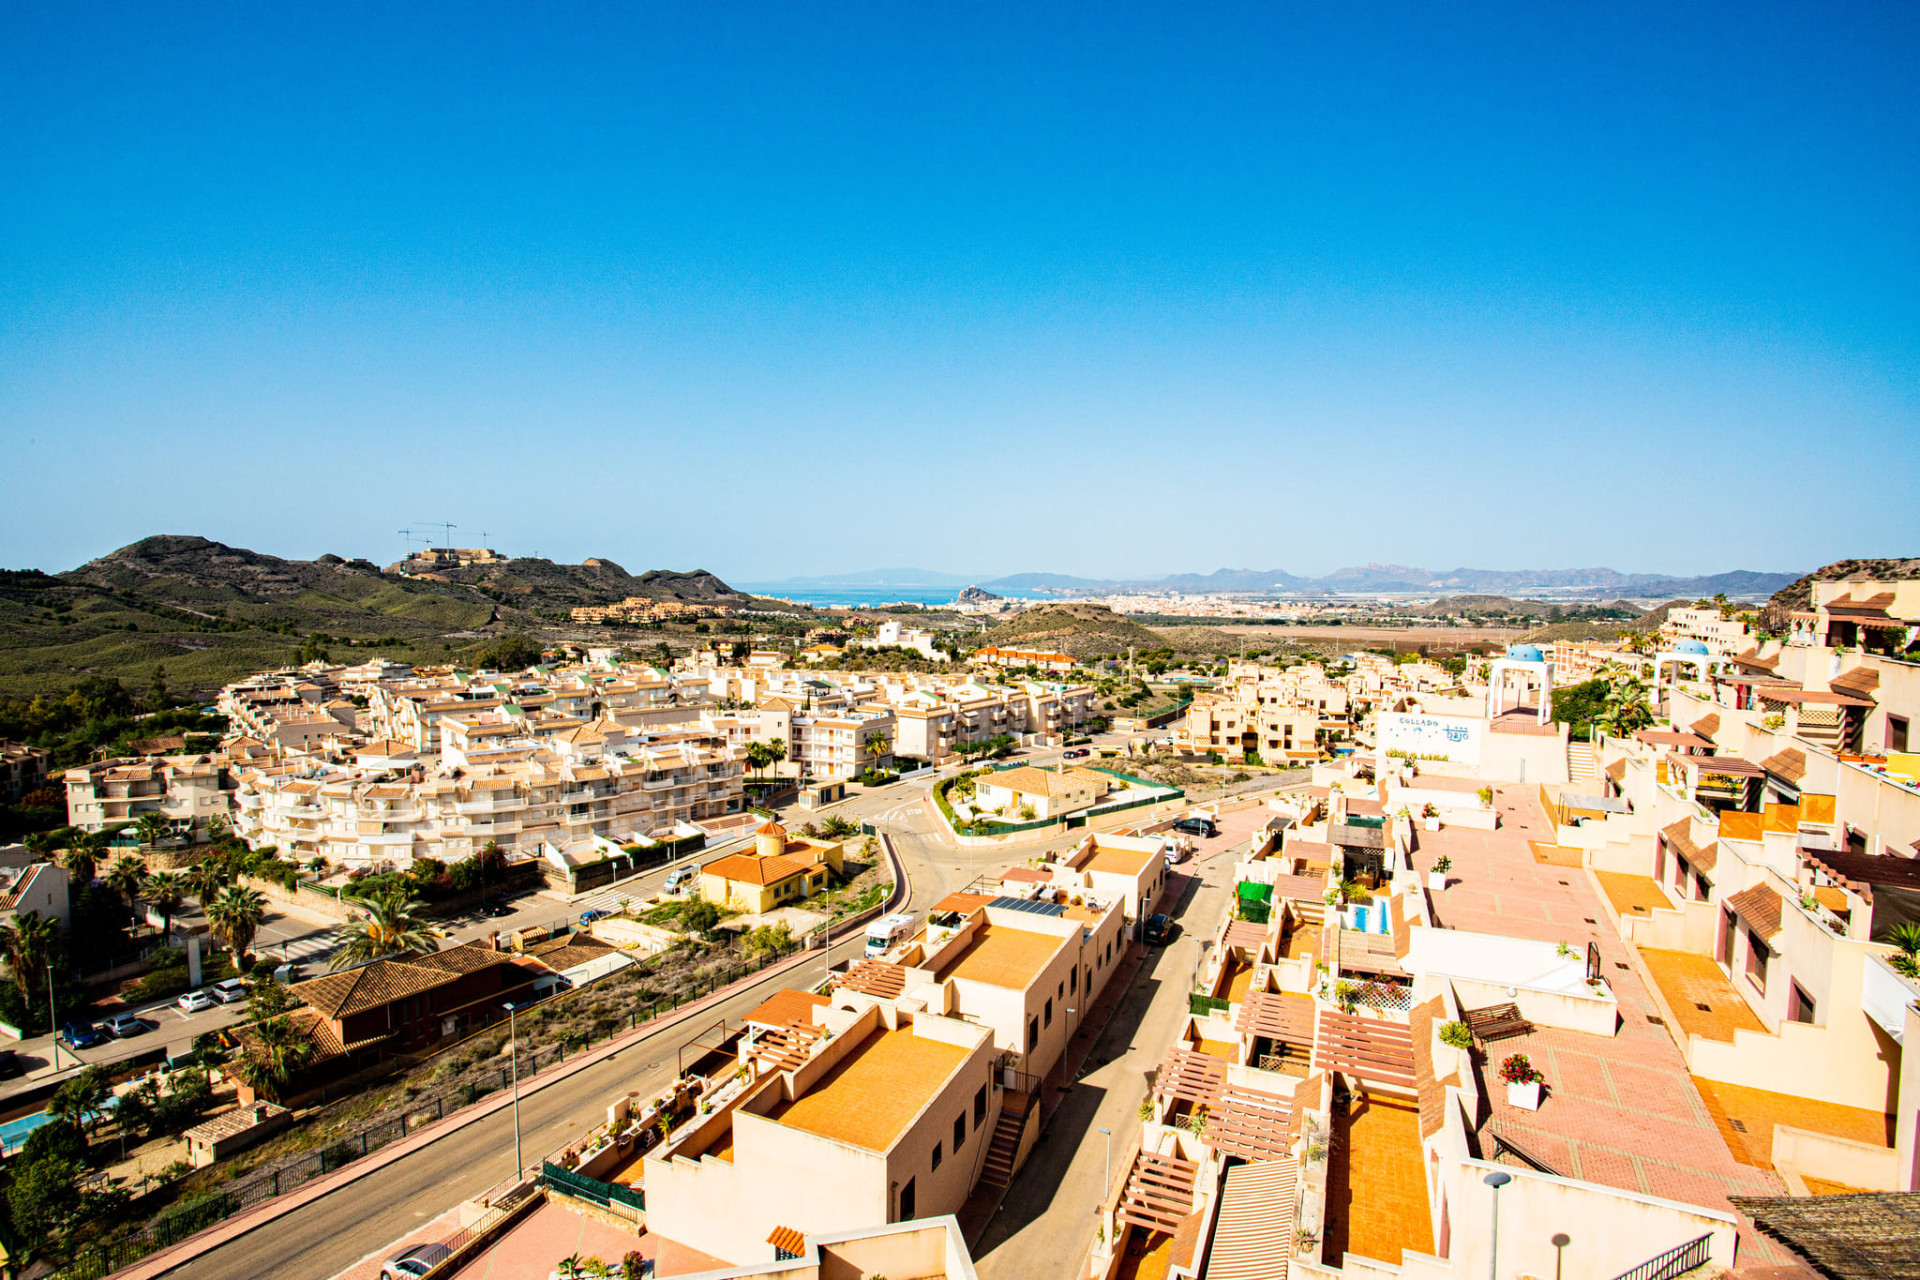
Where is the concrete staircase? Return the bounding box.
[1567,741,1598,786]
[978,1096,1034,1188]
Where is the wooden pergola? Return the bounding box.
[1206,1082,1295,1164]
[1316,1009,1415,1089]
[1236,990,1316,1049]
[1153,1045,1228,1108]
[1118,1147,1200,1234]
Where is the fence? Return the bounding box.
[52,938,807,1280]
[1188,993,1230,1016]
[543,1161,645,1221]
[1610,1233,1712,1280]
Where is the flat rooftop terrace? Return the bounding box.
[1326,1096,1431,1266]
[932,920,1063,989]
[767,1027,967,1152]
[1415,785,1799,1268]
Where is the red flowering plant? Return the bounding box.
[1497,1053,1541,1086]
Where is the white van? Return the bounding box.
[864,912,915,958]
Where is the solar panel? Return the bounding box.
[988,896,1066,917]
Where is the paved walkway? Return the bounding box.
[1414,786,1795,1267]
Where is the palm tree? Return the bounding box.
[1882,922,1920,978]
[49,1066,111,1137]
[864,732,891,770]
[60,835,105,890]
[133,812,172,849]
[206,885,267,968]
[145,872,186,943]
[329,889,439,970]
[186,856,231,910]
[107,856,148,913]
[229,1016,315,1103]
[0,911,57,1003]
[767,737,787,777]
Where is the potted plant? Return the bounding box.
[1499,1053,1543,1110]
[1429,856,1451,892]
[1421,802,1441,831]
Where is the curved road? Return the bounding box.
[176,762,1077,1280]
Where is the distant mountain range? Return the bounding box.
[762,565,1803,599]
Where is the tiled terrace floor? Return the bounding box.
[1638,948,1767,1043]
[1594,871,1673,920]
[1325,1096,1431,1266]
[1691,1078,1892,1169]
[1415,787,1796,1267]
[1221,955,1255,1004]
[1113,1226,1175,1280]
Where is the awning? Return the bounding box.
[1207,1160,1299,1280]
[1725,882,1785,942]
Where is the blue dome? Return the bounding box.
[1504,644,1545,662]
[1673,639,1709,656]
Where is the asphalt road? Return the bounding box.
[161,735,1221,1279]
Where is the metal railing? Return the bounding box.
[543,1161,645,1221]
[1610,1233,1712,1280]
[1487,1129,1565,1178]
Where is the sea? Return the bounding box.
[736,583,1027,608]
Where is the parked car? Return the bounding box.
[60,1021,106,1050]
[1063,747,1091,759]
[103,1014,148,1039]
[177,990,215,1013]
[211,978,249,1005]
[381,1243,453,1280]
[483,900,514,918]
[579,908,609,927]
[1171,817,1217,838]
[0,1050,22,1079]
[1143,914,1176,945]
[664,866,696,894]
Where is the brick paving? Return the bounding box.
[1413,785,1796,1267]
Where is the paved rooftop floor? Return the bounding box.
[1638,947,1768,1043]
[1415,786,1796,1267]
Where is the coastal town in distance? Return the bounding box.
[1,539,1917,1280]
[5,5,1915,1280]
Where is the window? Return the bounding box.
[1071,967,1078,994]
[1789,982,1817,1025]
[1027,1017,1039,1051]
[931,1140,942,1171]
[899,1177,915,1221]
[1891,716,1911,754]
[1044,998,1053,1028]
[1746,930,1770,994]
[1059,981,1065,1000]
[954,1113,966,1149]
[974,1085,987,1125]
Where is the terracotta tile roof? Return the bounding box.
[1830,668,1881,700]
[1806,849,1920,900]
[522,936,618,971]
[1661,819,1718,874]
[1732,648,1779,671]
[744,988,828,1029]
[409,943,510,975]
[767,1226,806,1257]
[1724,882,1784,942]
[1690,714,1721,738]
[1605,759,1627,783]
[1409,997,1448,1139]
[703,852,811,886]
[1760,747,1808,784]
[985,765,1092,798]
[292,956,461,1018]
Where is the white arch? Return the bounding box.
[1487,658,1554,724]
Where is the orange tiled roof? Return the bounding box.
[703,852,812,886]
[293,955,463,1018]
[1662,819,1718,874]
[1725,882,1784,942]
[1760,748,1808,784]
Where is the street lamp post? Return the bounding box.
[504,1002,523,1177]
[46,966,63,1071]
[1483,1171,1511,1280]
[1098,1125,1111,1198]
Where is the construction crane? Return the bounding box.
[398,528,420,557]
[415,521,457,552]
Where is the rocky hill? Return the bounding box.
[0,536,783,699]
[975,603,1232,658]
[1761,559,1920,633]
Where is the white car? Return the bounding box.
[664,865,696,894]
[211,978,249,1004]
[177,990,215,1013]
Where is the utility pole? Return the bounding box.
[46,966,63,1070]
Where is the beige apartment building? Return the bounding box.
[642,1001,998,1266]
[64,755,232,841]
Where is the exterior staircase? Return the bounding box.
[978,1095,1035,1188]
[1567,741,1598,786]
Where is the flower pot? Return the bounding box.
[1507,1080,1542,1110]
[1428,872,1448,892]
[1424,817,1442,832]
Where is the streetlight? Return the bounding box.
[46,965,64,1071]
[1097,1125,1111,1197]
[504,1001,523,1178]
[1483,1171,1511,1280]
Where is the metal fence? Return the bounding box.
[1610,1234,1712,1280]
[52,939,804,1279]
[543,1161,646,1218]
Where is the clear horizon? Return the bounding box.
[4,3,1916,577]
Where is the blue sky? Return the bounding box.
[3,2,1915,580]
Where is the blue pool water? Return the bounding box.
[0,1094,120,1153]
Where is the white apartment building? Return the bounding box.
[64,755,233,840]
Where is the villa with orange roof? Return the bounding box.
[698,820,846,913]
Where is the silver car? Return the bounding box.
[381,1243,452,1280]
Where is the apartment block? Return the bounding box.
[64,755,233,840]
